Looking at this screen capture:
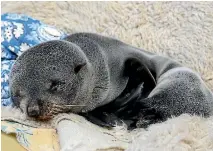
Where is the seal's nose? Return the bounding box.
[27,105,40,118]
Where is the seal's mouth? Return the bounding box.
[38,115,53,121]
[30,103,86,121]
[25,103,65,121]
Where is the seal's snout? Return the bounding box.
[27,105,40,118]
[26,100,55,120]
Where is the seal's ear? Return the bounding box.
[124,58,156,97]
[74,63,86,74]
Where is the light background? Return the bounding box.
[2,1,213,90]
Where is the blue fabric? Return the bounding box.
[1,13,67,106]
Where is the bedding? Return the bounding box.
[1,121,59,151]
[2,132,26,151]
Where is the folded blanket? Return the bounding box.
[1,120,60,151]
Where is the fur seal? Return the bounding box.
[9,33,213,129]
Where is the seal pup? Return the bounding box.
[9,33,213,129]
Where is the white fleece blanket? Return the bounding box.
[2,106,213,151]
[2,2,213,151]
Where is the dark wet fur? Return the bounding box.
[10,33,213,130]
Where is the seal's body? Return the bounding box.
[10,33,213,128]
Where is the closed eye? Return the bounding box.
[49,80,66,92]
[11,92,22,107]
[12,90,23,98]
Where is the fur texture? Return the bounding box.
[9,33,213,129]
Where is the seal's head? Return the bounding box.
[9,40,95,120]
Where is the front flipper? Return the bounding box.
[80,81,144,129]
[124,58,156,96]
[81,58,158,130]
[80,112,123,129]
[110,58,156,111]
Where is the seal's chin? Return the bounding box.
[25,103,59,121]
[32,103,75,121]
[34,108,60,121]
[37,115,54,121]
[27,111,55,121]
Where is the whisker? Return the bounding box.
[51,111,60,114]
[52,108,63,112]
[43,103,87,117]
[62,105,86,107]
[51,104,66,110]
[52,104,86,109]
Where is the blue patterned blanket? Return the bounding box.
[1,13,67,106]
